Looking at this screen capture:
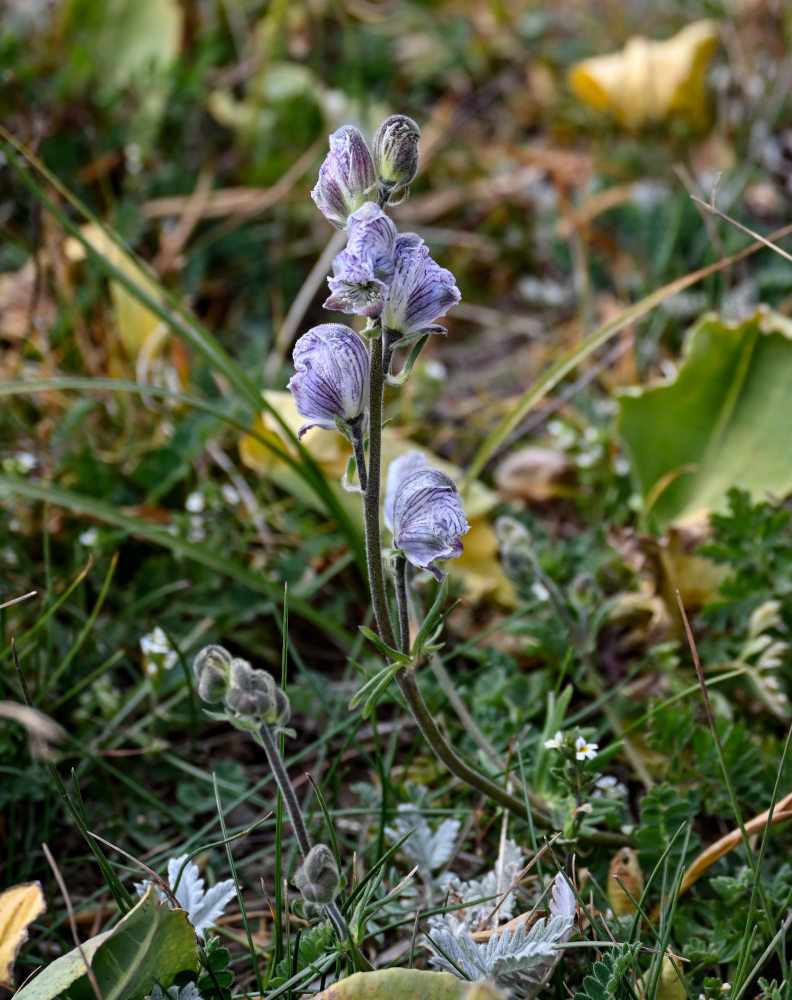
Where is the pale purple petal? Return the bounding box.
[392,466,469,578]
[382,233,461,344]
[384,450,428,533]
[324,202,397,318]
[287,323,369,438]
[311,126,376,229]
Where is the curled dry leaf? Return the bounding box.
[568,20,719,127]
[0,881,46,988]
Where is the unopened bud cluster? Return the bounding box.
[293,844,344,906]
[193,644,290,732]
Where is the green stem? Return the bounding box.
[395,666,553,826]
[364,329,397,648]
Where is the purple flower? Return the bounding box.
[288,324,369,439]
[311,126,376,229]
[381,234,461,345]
[324,202,397,319]
[388,463,470,580]
[384,450,428,534]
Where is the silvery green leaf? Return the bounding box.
[149,983,203,1000]
[385,806,460,873]
[167,854,236,941]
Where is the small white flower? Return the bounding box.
[140,627,178,673]
[79,527,99,547]
[187,516,206,543]
[221,484,240,505]
[185,491,205,513]
[593,775,628,799]
[530,581,550,602]
[575,736,598,760]
[544,730,563,750]
[2,452,37,474]
[423,360,447,381]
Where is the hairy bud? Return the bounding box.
[373,114,420,201]
[311,126,376,229]
[293,844,343,905]
[223,658,291,729]
[193,644,232,703]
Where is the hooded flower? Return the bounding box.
[389,464,470,580]
[384,450,428,534]
[324,202,397,318]
[288,324,369,439]
[373,114,421,200]
[381,233,461,345]
[311,126,376,229]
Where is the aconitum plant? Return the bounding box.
[287,116,548,829]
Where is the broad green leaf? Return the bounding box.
[618,308,792,532]
[14,885,198,1000]
[313,969,505,999]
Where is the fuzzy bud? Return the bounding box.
[193,645,232,703]
[293,844,343,905]
[223,658,291,728]
[373,115,420,200]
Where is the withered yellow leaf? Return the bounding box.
[313,969,504,1000]
[568,20,719,127]
[607,846,644,917]
[0,881,46,988]
[65,224,167,362]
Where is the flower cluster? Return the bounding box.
[544,729,599,761]
[287,116,467,579]
[193,644,292,735]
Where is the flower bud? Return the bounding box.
[193,645,232,703]
[373,114,420,200]
[311,126,376,229]
[389,464,470,580]
[223,659,291,728]
[287,324,370,439]
[293,844,343,905]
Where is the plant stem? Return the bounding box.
[394,554,410,654]
[349,416,368,493]
[364,328,397,648]
[256,724,312,857]
[395,665,552,826]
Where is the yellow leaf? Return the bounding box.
[65,224,167,362]
[568,20,719,127]
[0,881,46,988]
[313,969,505,1000]
[240,391,515,603]
[607,846,644,916]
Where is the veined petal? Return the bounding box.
[384,450,428,533]
[288,323,369,437]
[311,126,376,229]
[325,202,397,318]
[392,466,469,578]
[382,233,460,344]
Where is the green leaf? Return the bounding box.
[618,308,792,532]
[357,626,411,665]
[14,885,198,1000]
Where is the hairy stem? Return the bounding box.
[256,724,312,857]
[349,416,368,493]
[394,554,410,654]
[364,329,397,648]
[394,666,553,827]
